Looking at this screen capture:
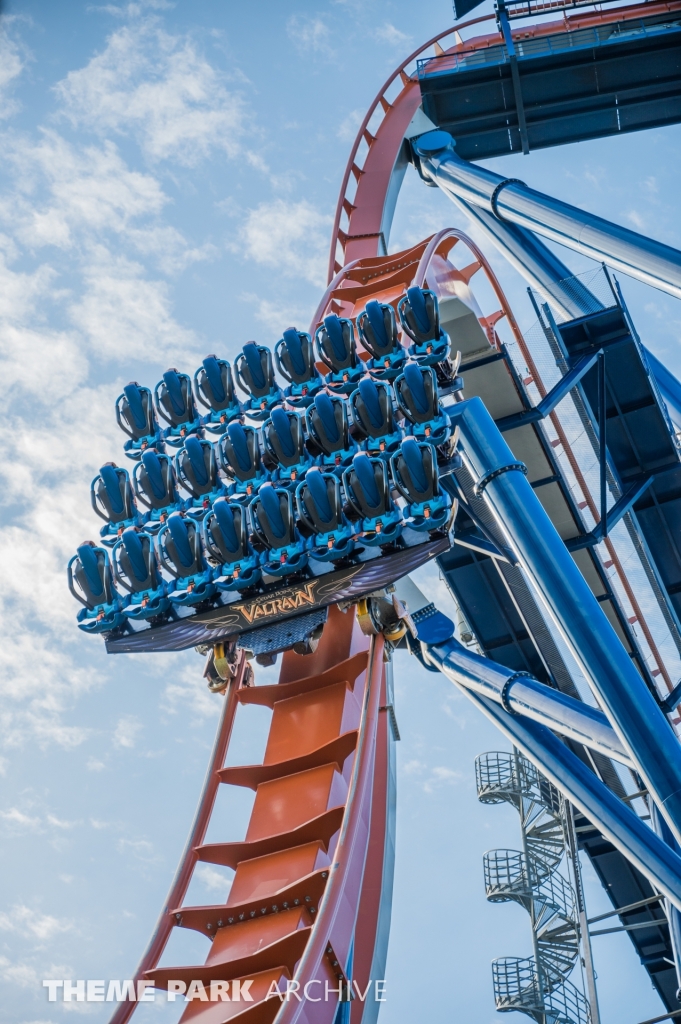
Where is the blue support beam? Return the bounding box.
[447,395,681,846]
[423,638,681,911]
[495,350,602,433]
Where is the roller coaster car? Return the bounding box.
[115,382,164,460]
[314,314,363,394]
[356,300,406,380]
[132,450,185,531]
[390,438,453,533]
[67,542,127,633]
[250,482,309,578]
[218,421,268,499]
[394,362,451,446]
[342,452,403,546]
[203,497,261,591]
[193,356,242,434]
[296,467,357,562]
[350,376,403,457]
[175,436,226,518]
[112,528,170,620]
[305,391,359,473]
[91,463,143,545]
[274,328,323,406]
[397,287,451,366]
[234,341,283,419]
[262,406,314,488]
[154,369,203,448]
[157,514,215,606]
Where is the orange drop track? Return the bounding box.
[110,605,396,1024]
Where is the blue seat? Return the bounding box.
[175,436,226,517]
[305,391,359,473]
[397,287,451,366]
[250,483,308,577]
[154,369,203,447]
[390,438,453,533]
[234,342,283,419]
[315,315,363,395]
[393,362,451,446]
[91,463,143,545]
[296,468,356,562]
[115,382,164,460]
[203,497,261,591]
[157,514,215,606]
[274,328,323,406]
[263,407,314,488]
[194,356,242,434]
[112,528,171,619]
[356,300,406,380]
[342,452,402,546]
[132,450,185,531]
[218,422,268,499]
[67,542,126,633]
[350,376,403,457]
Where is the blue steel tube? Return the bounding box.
[423,638,681,911]
[419,634,631,766]
[652,803,681,998]
[444,191,599,321]
[447,395,681,845]
[412,130,681,302]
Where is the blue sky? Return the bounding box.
[1,2,681,1023]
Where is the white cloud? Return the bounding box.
[164,663,220,721]
[240,199,332,287]
[117,837,158,863]
[113,715,142,748]
[337,109,363,143]
[0,905,72,942]
[55,22,249,166]
[0,24,26,118]
[195,864,233,894]
[286,15,331,55]
[374,23,410,46]
[69,251,200,363]
[0,955,41,990]
[0,808,42,832]
[87,757,106,772]
[242,292,312,336]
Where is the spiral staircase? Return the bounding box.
[476,750,591,1024]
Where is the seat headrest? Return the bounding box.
[77,544,104,597]
[226,423,253,472]
[353,453,381,508]
[141,451,167,499]
[306,468,333,524]
[358,378,385,430]
[123,383,148,430]
[167,516,195,568]
[162,370,187,416]
[99,465,125,514]
[184,437,209,487]
[258,484,287,540]
[212,499,241,553]
[202,356,227,404]
[270,407,296,458]
[121,529,149,583]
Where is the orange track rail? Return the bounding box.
[112,607,390,1024]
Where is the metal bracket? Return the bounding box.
[497,2,530,155]
[566,475,654,552]
[496,349,602,433]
